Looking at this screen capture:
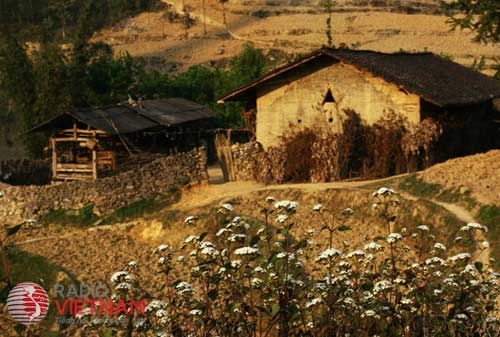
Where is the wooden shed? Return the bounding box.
[28,98,214,181]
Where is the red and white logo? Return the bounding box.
[6,282,49,325]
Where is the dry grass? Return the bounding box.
[92,0,500,74]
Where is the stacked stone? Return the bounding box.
[0,147,208,225]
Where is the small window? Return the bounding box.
[322,89,336,104]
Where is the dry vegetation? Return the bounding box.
[92,0,500,74]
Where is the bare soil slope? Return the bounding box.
[93,0,500,73]
[420,150,500,206]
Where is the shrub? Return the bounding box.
[79,189,500,337]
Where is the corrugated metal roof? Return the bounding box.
[72,106,158,134]
[27,98,214,134]
[128,98,213,126]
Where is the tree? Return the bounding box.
[219,0,229,35]
[322,0,335,47]
[441,0,500,44]
[0,33,36,154]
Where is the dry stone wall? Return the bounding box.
[0,148,208,225]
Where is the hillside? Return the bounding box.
[92,0,500,74]
[1,150,499,336]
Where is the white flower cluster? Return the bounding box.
[316,248,342,262]
[364,242,383,252]
[460,222,488,232]
[372,187,396,197]
[274,200,299,212]
[386,233,403,244]
[184,216,198,225]
[234,246,260,256]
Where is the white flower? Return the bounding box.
[394,278,405,284]
[228,233,246,242]
[265,196,276,203]
[145,300,165,313]
[156,309,168,320]
[386,233,403,244]
[346,250,365,258]
[461,264,478,276]
[155,244,171,253]
[341,208,354,216]
[312,203,323,212]
[199,241,219,257]
[111,271,129,284]
[425,257,446,266]
[305,298,322,308]
[116,282,131,290]
[216,228,232,237]
[190,309,202,316]
[417,225,430,232]
[220,203,233,211]
[128,260,138,267]
[231,260,242,268]
[338,260,350,268]
[373,280,392,293]
[274,200,299,212]
[184,216,198,225]
[316,248,342,262]
[434,242,446,251]
[363,309,377,317]
[176,281,194,295]
[460,222,487,232]
[364,242,383,252]
[158,257,166,265]
[184,235,198,244]
[401,298,412,305]
[75,307,91,319]
[449,253,471,263]
[372,187,396,196]
[482,240,490,249]
[251,277,264,288]
[276,214,288,223]
[234,247,260,256]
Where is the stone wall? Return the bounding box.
[0,159,51,185]
[0,148,208,225]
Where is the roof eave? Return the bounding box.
[218,49,326,103]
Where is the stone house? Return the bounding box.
[218,48,500,160]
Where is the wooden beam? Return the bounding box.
[51,137,57,180]
[92,149,97,180]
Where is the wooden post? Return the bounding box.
[92,149,97,180]
[51,137,57,180]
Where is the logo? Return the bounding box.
[6,282,50,325]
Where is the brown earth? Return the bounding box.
[420,149,500,206]
[92,0,500,74]
[2,152,497,335]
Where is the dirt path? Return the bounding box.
[179,167,491,263]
